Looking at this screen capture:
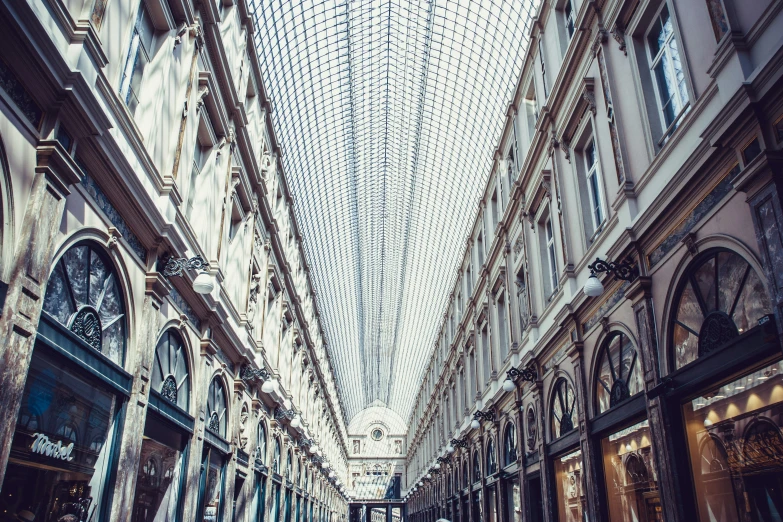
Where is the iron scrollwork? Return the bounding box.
[161,255,209,277]
[473,409,495,423]
[587,256,638,281]
[240,364,272,384]
[451,438,469,449]
[507,365,537,384]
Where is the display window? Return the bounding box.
[553,449,585,522]
[486,486,498,522]
[682,360,783,521]
[472,489,483,522]
[1,350,121,522]
[504,479,521,522]
[198,376,229,522]
[130,419,188,522]
[200,449,226,522]
[600,419,660,521]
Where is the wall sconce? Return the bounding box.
[450,438,469,450]
[436,455,450,464]
[583,256,637,297]
[275,406,296,423]
[162,255,214,294]
[502,364,538,392]
[470,409,494,430]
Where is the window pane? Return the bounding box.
[653,59,676,127]
[132,435,184,522]
[554,450,586,522]
[682,360,783,521]
[601,420,660,521]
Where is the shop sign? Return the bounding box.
[30,432,75,461]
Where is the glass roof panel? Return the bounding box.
[250,0,539,423]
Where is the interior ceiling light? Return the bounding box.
[249,0,540,421]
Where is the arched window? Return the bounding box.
[595,332,642,414]
[287,450,293,477]
[503,422,517,466]
[257,422,267,463]
[297,459,302,486]
[462,461,468,488]
[206,376,227,437]
[485,438,497,476]
[551,378,577,440]
[151,329,190,412]
[273,438,282,473]
[472,450,481,483]
[670,250,771,370]
[42,242,127,365]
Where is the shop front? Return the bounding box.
[0,242,130,522]
[197,376,231,522]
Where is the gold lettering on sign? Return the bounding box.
[30,432,75,461]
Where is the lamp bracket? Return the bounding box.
[587,256,637,281]
[162,255,209,277]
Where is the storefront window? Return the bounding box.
[42,243,126,365]
[472,489,483,522]
[671,250,770,370]
[254,472,267,522]
[683,360,783,521]
[504,479,521,522]
[551,378,577,440]
[201,449,225,522]
[554,449,585,522]
[600,419,660,521]
[1,350,119,521]
[131,418,187,522]
[463,462,469,489]
[487,486,498,522]
[596,332,643,413]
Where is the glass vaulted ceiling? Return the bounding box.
[250,0,539,422]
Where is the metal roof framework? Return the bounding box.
[249,0,538,422]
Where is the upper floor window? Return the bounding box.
[539,213,559,298]
[152,330,191,412]
[551,377,577,440]
[473,451,481,483]
[538,39,549,99]
[206,376,228,438]
[257,422,267,463]
[503,423,517,467]
[670,250,771,370]
[43,242,127,366]
[564,0,576,40]
[574,136,606,242]
[486,438,497,476]
[646,4,689,141]
[595,332,643,414]
[119,3,156,115]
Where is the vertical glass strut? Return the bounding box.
[249,0,541,421]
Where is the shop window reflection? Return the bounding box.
[683,360,783,521]
[553,450,586,522]
[601,420,661,521]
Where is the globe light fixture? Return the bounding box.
[583,272,604,297]
[446,444,455,453]
[470,419,480,430]
[502,378,515,392]
[261,379,278,394]
[291,415,301,428]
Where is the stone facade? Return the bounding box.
[0,1,349,521]
[406,1,783,522]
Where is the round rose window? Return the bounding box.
[371,428,383,441]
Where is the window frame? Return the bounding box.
[642,1,691,145]
[119,2,157,115]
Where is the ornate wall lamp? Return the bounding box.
[502,364,538,392]
[583,256,638,297]
[240,364,278,394]
[470,409,494,430]
[448,438,469,452]
[161,254,214,294]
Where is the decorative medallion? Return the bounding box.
[161,375,178,403]
[208,412,221,433]
[698,311,739,357]
[69,306,102,351]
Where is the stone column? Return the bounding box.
[110,267,171,522]
[625,277,685,522]
[0,141,82,488]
